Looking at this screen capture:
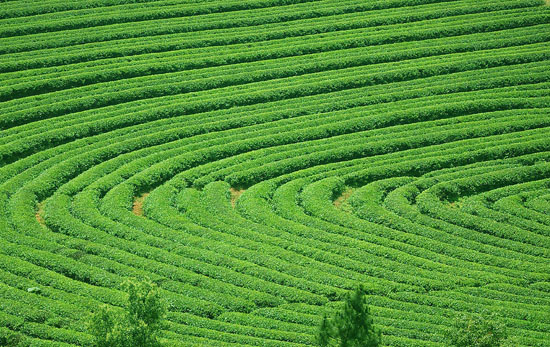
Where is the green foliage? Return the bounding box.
[2,0,550,345]
[446,312,508,347]
[89,279,165,347]
[317,286,381,347]
[0,329,23,347]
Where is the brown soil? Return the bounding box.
[35,202,46,226]
[230,188,245,208]
[448,200,463,209]
[133,193,150,216]
[333,188,354,209]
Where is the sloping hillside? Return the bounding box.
[1,0,550,345]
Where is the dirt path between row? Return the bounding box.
[133,193,150,216]
[230,188,245,208]
[333,188,355,209]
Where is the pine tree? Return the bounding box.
[317,286,381,347]
[316,315,332,347]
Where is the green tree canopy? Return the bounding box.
[446,312,508,347]
[89,279,166,347]
[317,286,381,347]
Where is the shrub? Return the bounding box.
[446,312,508,347]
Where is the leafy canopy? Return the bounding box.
[446,312,508,347]
[89,279,166,347]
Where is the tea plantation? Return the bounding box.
[1,0,550,346]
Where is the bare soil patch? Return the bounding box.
[334,188,355,209]
[35,202,45,226]
[133,193,150,216]
[448,197,465,209]
[230,188,246,208]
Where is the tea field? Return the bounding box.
[1,0,550,345]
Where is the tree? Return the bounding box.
[89,279,166,347]
[316,315,333,347]
[317,286,381,347]
[446,312,508,347]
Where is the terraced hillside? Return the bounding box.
[1,0,550,346]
